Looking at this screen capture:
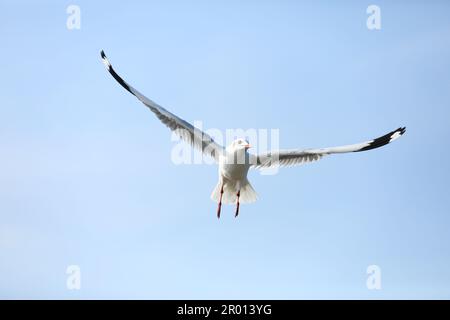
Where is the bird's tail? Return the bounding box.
[211,179,258,204]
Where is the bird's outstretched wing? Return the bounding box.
[100,50,224,162]
[252,127,406,169]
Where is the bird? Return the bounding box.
[100,50,406,219]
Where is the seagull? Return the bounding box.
[100,50,406,219]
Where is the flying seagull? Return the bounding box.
[100,50,406,219]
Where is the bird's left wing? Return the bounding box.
[100,50,224,162]
[251,127,406,169]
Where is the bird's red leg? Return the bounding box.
[235,190,241,218]
[217,183,224,219]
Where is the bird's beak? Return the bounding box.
[244,144,251,149]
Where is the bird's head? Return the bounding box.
[227,138,251,153]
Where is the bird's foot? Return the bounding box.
[234,206,239,218]
[235,191,240,218]
[217,203,222,219]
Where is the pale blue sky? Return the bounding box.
[1,1,450,299]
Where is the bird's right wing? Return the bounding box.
[251,127,406,169]
[100,50,225,162]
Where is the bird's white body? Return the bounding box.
[220,147,250,181]
[100,50,405,218]
[213,145,256,205]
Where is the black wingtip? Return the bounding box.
[100,51,133,95]
[357,127,406,152]
[396,126,406,137]
[400,127,406,135]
